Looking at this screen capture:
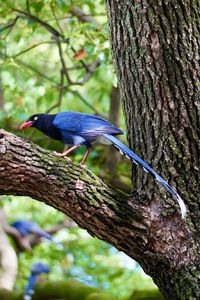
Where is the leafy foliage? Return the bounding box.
[0,0,157,299]
[0,0,112,122]
[5,196,156,299]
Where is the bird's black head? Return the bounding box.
[20,114,51,130]
[20,113,61,141]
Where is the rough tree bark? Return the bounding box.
[105,86,121,181]
[106,0,200,298]
[0,128,197,299]
[0,1,199,299]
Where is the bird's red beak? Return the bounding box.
[20,121,33,130]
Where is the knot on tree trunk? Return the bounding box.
[0,129,198,299]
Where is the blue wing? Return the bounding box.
[53,112,123,137]
[11,220,29,237]
[11,220,52,240]
[25,263,50,299]
[31,263,50,275]
[29,223,52,240]
[24,274,37,299]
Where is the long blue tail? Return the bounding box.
[32,227,63,249]
[32,227,52,240]
[103,134,186,219]
[24,274,37,300]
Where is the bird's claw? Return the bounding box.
[64,156,71,161]
[54,151,71,161]
[80,163,87,168]
[54,151,62,156]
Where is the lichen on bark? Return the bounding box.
[0,128,199,299]
[106,0,199,298]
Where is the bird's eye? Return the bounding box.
[34,116,38,121]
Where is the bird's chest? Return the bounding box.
[60,133,76,145]
[40,125,62,141]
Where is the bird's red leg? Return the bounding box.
[80,147,92,165]
[54,145,80,159]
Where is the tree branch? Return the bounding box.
[0,129,191,272]
[68,89,106,117]
[5,219,77,252]
[50,2,65,37]
[29,220,77,248]
[104,86,121,178]
[45,69,65,114]
[0,16,19,35]
[12,41,56,59]
[14,58,58,85]
[11,8,100,80]
[13,8,63,38]
[70,6,98,25]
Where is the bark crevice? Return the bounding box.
[106,0,199,298]
[0,129,198,299]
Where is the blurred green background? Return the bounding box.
[0,1,161,299]
[3,196,157,299]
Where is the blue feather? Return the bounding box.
[24,274,37,300]
[53,112,123,137]
[24,263,50,300]
[22,111,186,218]
[103,134,186,219]
[12,220,63,249]
[11,220,52,240]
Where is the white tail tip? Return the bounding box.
[176,195,187,219]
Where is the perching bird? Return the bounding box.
[24,262,50,300]
[20,111,186,218]
[11,220,63,250]
[11,220,52,240]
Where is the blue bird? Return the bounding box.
[11,220,63,249]
[20,111,186,218]
[24,262,50,300]
[11,220,52,240]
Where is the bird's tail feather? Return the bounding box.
[32,228,52,240]
[103,134,186,219]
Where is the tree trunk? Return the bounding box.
[106,0,200,298]
[0,0,199,298]
[105,86,121,181]
[0,129,198,299]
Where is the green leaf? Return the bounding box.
[32,1,44,13]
